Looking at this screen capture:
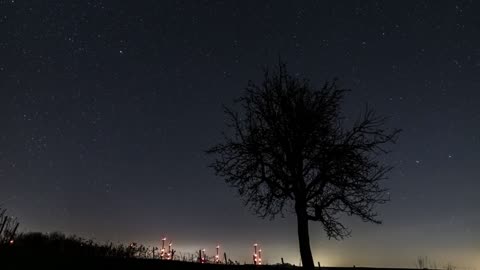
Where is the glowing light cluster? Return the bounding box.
[160,237,174,260]
[215,244,220,263]
[253,243,262,265]
[155,235,263,265]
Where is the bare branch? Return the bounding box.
[206,60,400,266]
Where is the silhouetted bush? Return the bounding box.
[0,231,147,258]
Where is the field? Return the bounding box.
[0,254,421,270]
[0,233,424,270]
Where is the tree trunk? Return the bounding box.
[296,201,315,269]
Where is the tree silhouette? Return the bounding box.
[207,61,400,269]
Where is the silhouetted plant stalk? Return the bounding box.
[0,207,19,247]
[416,256,455,270]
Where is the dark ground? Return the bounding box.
[0,233,424,270]
[0,254,422,270]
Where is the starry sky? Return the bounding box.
[1,0,479,268]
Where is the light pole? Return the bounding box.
[258,249,262,265]
[168,241,172,260]
[215,245,220,263]
[161,237,166,259]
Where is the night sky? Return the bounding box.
[1,1,479,268]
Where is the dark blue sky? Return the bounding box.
[1,1,479,268]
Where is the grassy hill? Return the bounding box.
[0,232,421,270]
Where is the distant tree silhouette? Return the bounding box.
[207,61,400,269]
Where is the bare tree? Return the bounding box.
[207,61,400,269]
